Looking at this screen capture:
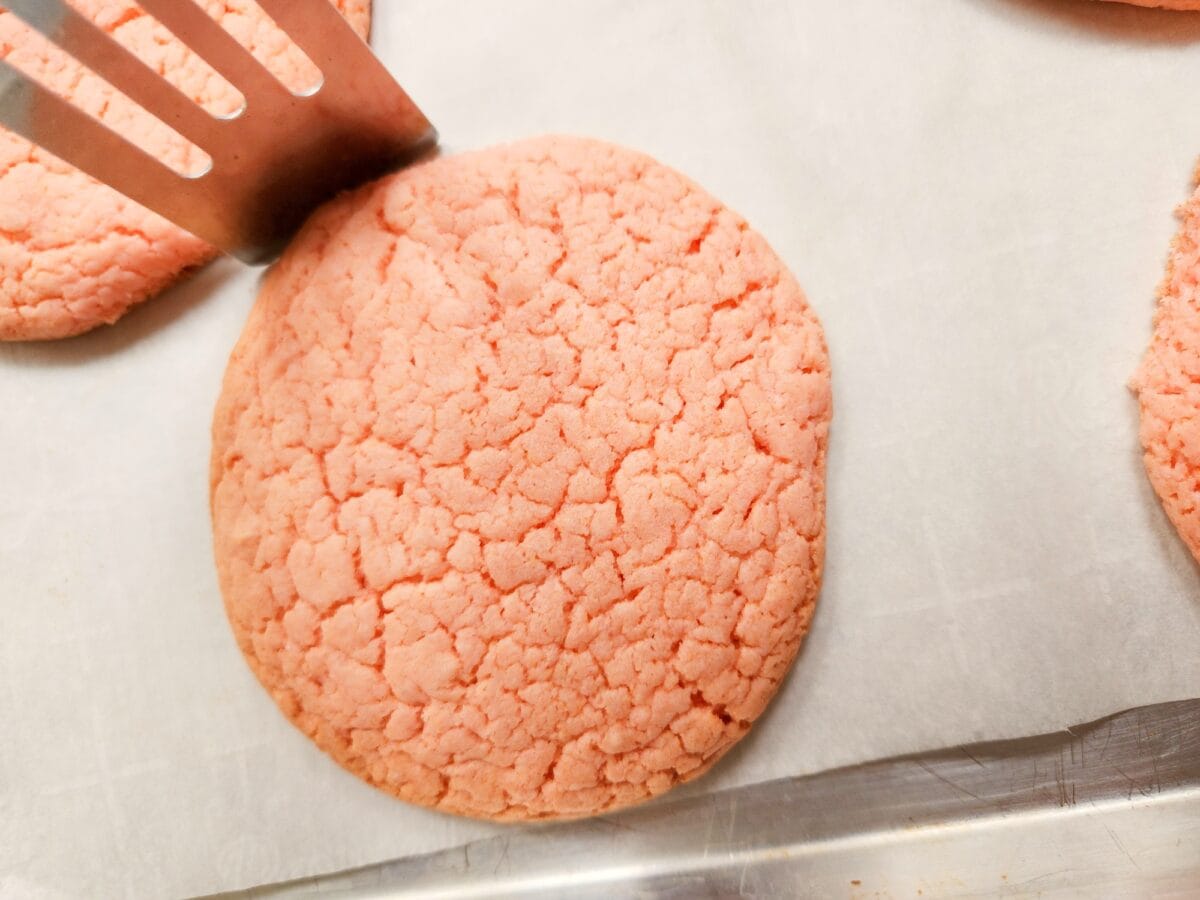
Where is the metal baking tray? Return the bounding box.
[219,696,1200,898]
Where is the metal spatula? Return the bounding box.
[0,0,435,263]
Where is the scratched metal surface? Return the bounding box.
[221,697,1200,898]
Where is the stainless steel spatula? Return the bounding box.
[0,0,435,263]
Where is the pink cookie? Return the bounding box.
[1135,162,1200,560]
[1098,0,1200,8]
[0,0,370,341]
[211,136,832,821]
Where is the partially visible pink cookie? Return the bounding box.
[210,136,832,821]
[0,0,371,341]
[1098,0,1200,9]
[1134,161,1200,559]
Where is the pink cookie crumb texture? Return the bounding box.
[1135,160,1200,561]
[0,0,371,342]
[211,136,832,821]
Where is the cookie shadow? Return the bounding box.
[2,256,244,367]
[982,0,1200,44]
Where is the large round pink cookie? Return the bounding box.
[211,136,832,821]
[1135,163,1200,559]
[0,0,370,341]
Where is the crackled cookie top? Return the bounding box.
[0,0,370,341]
[211,136,832,821]
[1135,162,1200,559]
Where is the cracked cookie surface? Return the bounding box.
[211,136,832,821]
[1135,162,1200,561]
[0,0,370,341]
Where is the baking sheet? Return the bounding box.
[4,0,1200,896]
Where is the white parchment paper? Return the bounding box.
[5,1,1200,896]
